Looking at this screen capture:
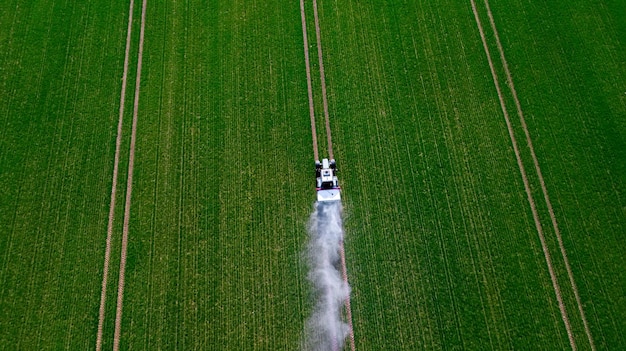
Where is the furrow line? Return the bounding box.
[469,1,577,349]
[95,0,136,349]
[299,0,319,161]
[311,0,333,159]
[339,240,356,351]
[112,0,147,349]
[482,2,595,349]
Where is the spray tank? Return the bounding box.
[315,158,340,202]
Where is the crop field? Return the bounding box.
[0,0,624,350]
[0,0,130,349]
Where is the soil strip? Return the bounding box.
[482,2,595,349]
[311,0,333,160]
[340,240,356,351]
[95,0,136,349]
[112,0,147,350]
[469,1,577,349]
[299,0,319,161]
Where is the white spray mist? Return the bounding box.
[303,201,351,351]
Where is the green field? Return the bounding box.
[1,0,624,350]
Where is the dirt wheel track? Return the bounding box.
[95,0,136,349]
[299,0,319,161]
[312,0,334,160]
[112,0,148,350]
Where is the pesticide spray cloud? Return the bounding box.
[303,201,351,351]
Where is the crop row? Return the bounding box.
[0,0,131,349]
[317,0,625,349]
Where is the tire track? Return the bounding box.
[112,0,147,349]
[299,0,319,161]
[469,1,577,349]
[95,0,136,349]
[481,2,595,349]
[311,0,333,159]
[339,240,356,351]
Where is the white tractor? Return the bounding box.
[315,158,341,202]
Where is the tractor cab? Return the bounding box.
[315,158,340,202]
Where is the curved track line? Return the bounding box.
[311,0,333,160]
[95,0,136,349]
[482,2,595,349]
[112,0,147,349]
[299,0,319,161]
[469,1,577,349]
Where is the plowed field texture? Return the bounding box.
[1,0,624,350]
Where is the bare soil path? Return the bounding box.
[96,0,136,349]
[469,1,577,349]
[112,0,148,350]
[312,0,334,160]
[299,0,319,161]
[340,240,356,351]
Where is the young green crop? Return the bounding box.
[1,0,624,350]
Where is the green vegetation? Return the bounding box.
[0,0,624,350]
[0,0,130,348]
[119,1,313,349]
[319,0,625,349]
[485,1,626,347]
